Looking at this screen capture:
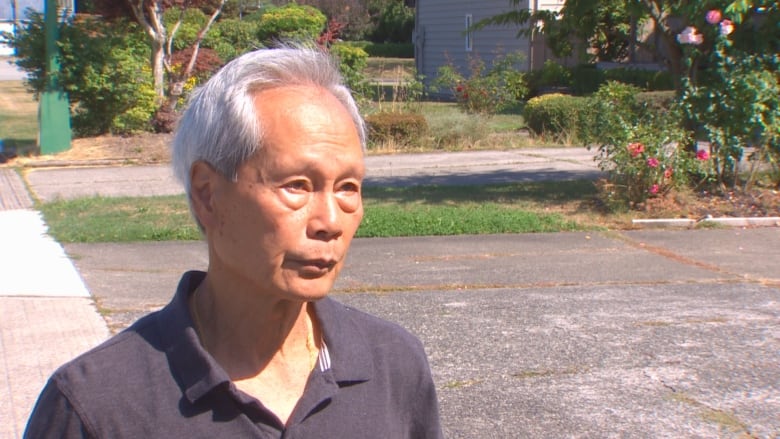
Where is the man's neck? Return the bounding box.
[190,273,321,381]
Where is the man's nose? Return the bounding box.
[308,191,343,240]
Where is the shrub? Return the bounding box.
[433,51,527,115]
[113,79,158,133]
[636,91,676,114]
[680,20,780,189]
[207,18,261,61]
[370,1,414,43]
[569,65,674,95]
[164,7,208,51]
[342,41,414,58]
[9,13,155,136]
[255,4,327,45]
[330,43,369,98]
[526,60,572,95]
[581,81,705,208]
[365,112,428,148]
[604,68,674,91]
[523,93,588,143]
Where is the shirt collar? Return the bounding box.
[158,271,230,403]
[312,296,374,384]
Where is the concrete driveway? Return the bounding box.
[62,229,780,438]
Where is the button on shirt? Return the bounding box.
[25,271,443,438]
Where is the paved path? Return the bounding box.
[0,169,108,439]
[1,155,779,438]
[23,148,602,202]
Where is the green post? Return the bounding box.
[39,0,72,154]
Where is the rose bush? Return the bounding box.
[679,6,780,188]
[433,52,528,115]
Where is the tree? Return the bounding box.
[91,0,226,105]
[475,0,779,93]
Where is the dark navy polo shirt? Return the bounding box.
[25,271,443,438]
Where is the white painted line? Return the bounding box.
[0,210,90,297]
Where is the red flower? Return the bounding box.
[706,9,722,25]
[664,168,673,179]
[696,150,710,160]
[628,142,645,157]
[455,85,464,93]
[646,157,660,168]
[649,184,660,195]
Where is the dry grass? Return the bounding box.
[0,81,38,145]
[364,58,415,82]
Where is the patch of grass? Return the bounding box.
[40,181,601,243]
[358,182,595,237]
[39,195,201,243]
[358,203,580,237]
[0,81,38,151]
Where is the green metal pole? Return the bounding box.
[39,0,72,154]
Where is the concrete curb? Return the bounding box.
[632,216,780,228]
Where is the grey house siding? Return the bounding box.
[416,0,532,94]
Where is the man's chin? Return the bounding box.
[285,278,336,302]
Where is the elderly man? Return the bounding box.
[25,47,442,438]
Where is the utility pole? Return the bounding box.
[39,0,72,154]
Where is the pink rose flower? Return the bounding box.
[628,142,645,157]
[696,150,710,160]
[649,184,660,195]
[719,19,734,36]
[677,26,704,45]
[664,168,673,179]
[706,10,722,25]
[647,157,660,168]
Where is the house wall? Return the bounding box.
[415,0,533,94]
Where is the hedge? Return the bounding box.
[522,93,590,141]
[365,112,428,147]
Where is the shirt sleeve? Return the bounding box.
[24,378,93,439]
[410,352,444,439]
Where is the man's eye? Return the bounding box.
[339,181,361,193]
[285,180,309,191]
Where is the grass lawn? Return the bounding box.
[39,181,602,243]
[0,81,38,152]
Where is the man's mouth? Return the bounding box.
[289,258,338,276]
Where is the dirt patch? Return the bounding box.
[641,187,780,219]
[9,133,173,166]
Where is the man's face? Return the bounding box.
[201,85,364,302]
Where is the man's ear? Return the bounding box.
[189,161,219,231]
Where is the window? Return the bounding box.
[465,14,473,52]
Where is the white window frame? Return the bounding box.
[465,14,473,52]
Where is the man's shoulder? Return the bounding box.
[50,311,166,393]
[319,297,428,361]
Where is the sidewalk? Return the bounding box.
[0,168,109,439]
[1,157,779,438]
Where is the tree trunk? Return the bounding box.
[162,0,227,113]
[127,0,167,100]
[151,35,166,99]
